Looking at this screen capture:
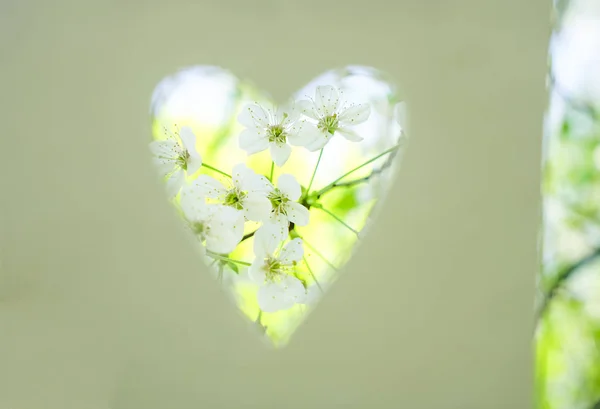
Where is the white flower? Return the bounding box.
[238,102,320,166]
[249,224,306,312]
[149,126,202,197]
[393,101,408,134]
[296,85,371,151]
[266,174,309,229]
[180,186,244,254]
[191,163,272,222]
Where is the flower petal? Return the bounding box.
[165,169,185,198]
[194,175,227,198]
[243,192,272,222]
[253,222,287,258]
[238,103,270,128]
[205,206,244,254]
[248,260,267,284]
[337,127,364,142]
[285,201,309,226]
[180,184,209,220]
[269,213,290,231]
[394,101,407,129]
[234,164,272,194]
[152,157,175,177]
[276,173,301,201]
[280,275,307,304]
[269,142,292,167]
[280,238,304,264]
[315,85,340,116]
[287,123,321,147]
[232,163,272,194]
[239,128,269,154]
[280,104,300,124]
[179,126,200,157]
[295,100,320,120]
[257,282,294,313]
[187,155,202,175]
[304,134,329,152]
[338,103,371,126]
[150,140,178,158]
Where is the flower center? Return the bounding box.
[176,150,191,170]
[264,257,283,281]
[189,221,207,239]
[268,189,289,214]
[318,114,339,135]
[224,189,247,210]
[267,125,287,144]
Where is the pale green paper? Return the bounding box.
[0,1,548,408]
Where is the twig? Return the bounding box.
[537,246,600,320]
[315,144,400,198]
[317,149,398,198]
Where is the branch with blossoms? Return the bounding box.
[150,85,401,314]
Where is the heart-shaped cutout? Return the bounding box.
[149,65,408,346]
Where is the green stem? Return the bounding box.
[202,163,231,178]
[269,161,275,182]
[304,256,323,292]
[207,251,251,266]
[314,205,360,237]
[295,233,339,271]
[316,145,399,197]
[305,149,324,197]
[536,246,600,321]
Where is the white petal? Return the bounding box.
[315,85,340,116]
[338,103,371,126]
[295,100,320,120]
[149,140,178,158]
[165,170,185,198]
[277,174,301,201]
[243,193,272,222]
[180,184,210,221]
[238,103,270,128]
[280,275,307,304]
[280,104,300,124]
[253,222,287,258]
[186,155,202,175]
[204,206,244,253]
[287,123,321,147]
[279,238,304,264]
[394,102,408,129]
[248,260,267,284]
[211,205,245,234]
[205,230,241,254]
[285,201,309,226]
[194,175,227,198]
[337,127,364,142]
[239,128,269,154]
[236,166,272,194]
[179,126,200,158]
[269,213,290,231]
[152,157,175,177]
[231,163,251,189]
[257,283,294,313]
[269,142,292,167]
[304,134,329,152]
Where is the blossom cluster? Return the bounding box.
[150,85,371,313]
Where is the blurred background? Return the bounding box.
[537,0,600,408]
[150,65,407,346]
